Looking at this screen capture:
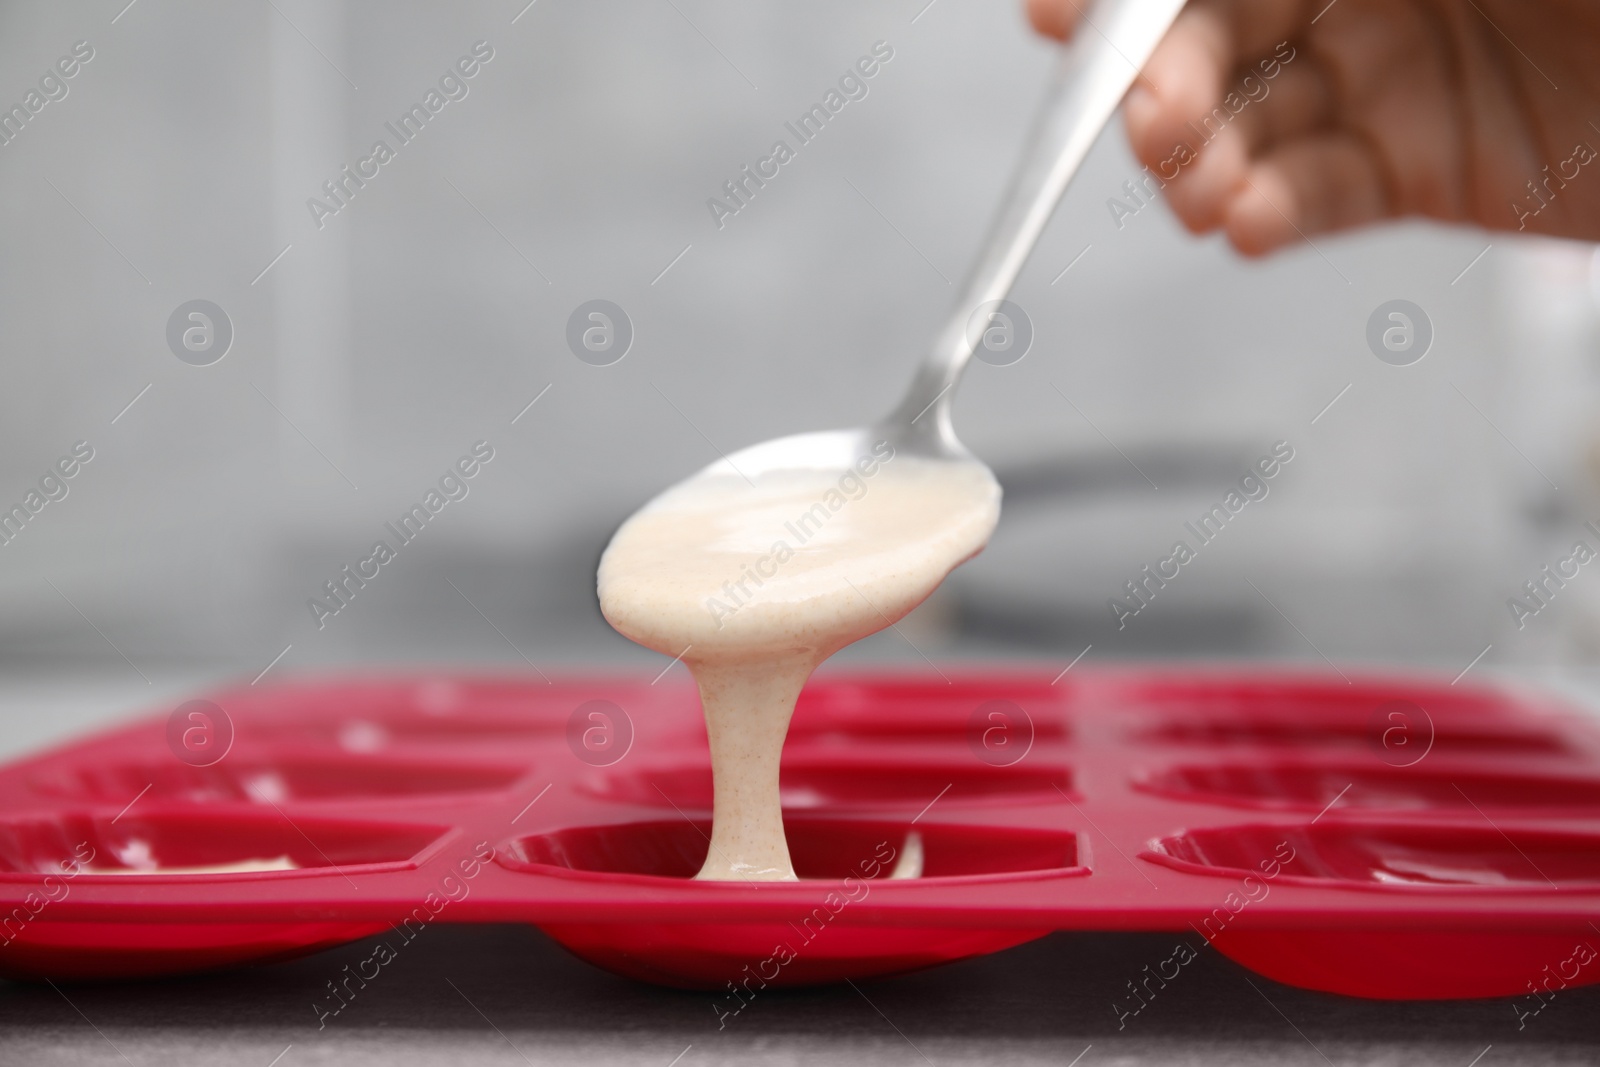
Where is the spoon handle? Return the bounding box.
[891,0,1186,443]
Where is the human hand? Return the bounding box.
[1027,0,1600,253]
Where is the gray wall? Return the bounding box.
[1,0,1596,684]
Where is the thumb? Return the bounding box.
[1026,0,1089,40]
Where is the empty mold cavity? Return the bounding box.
[1147,822,1600,889]
[250,715,563,750]
[233,678,617,734]
[400,678,640,718]
[1137,763,1600,813]
[1142,717,1568,754]
[1127,678,1512,718]
[499,817,1082,881]
[29,758,525,805]
[790,680,1067,742]
[0,811,444,877]
[586,760,1068,810]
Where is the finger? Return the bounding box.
[1126,1,1299,180]
[1136,63,1335,233]
[1299,0,1466,219]
[1144,107,1254,233]
[1183,0,1315,67]
[1224,59,1337,157]
[1223,133,1392,255]
[1120,1,1318,227]
[1025,0,1086,41]
[1129,0,1311,134]
[1302,0,1439,110]
[1124,19,1234,228]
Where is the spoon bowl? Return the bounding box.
[597,428,1000,661]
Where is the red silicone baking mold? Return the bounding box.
[2,668,1600,1001]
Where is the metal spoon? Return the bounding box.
[602,1,1186,883]
[716,0,1186,480]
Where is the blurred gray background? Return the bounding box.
[2,0,1599,717]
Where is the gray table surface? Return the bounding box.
[2,668,1598,1065]
[3,925,1595,1066]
